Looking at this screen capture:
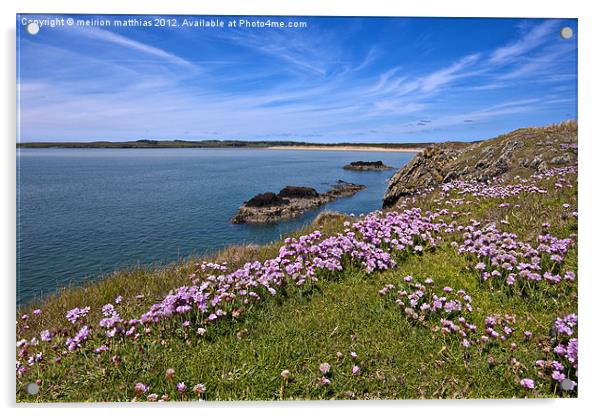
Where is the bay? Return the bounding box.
[16,148,413,305]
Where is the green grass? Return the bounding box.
[16,152,578,402]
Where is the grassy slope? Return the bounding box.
[16,125,577,402]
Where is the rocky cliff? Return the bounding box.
[383,121,578,208]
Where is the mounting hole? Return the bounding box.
[560,27,573,40]
[559,378,577,391]
[26,22,40,36]
[24,382,40,395]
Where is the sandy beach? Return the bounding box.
[266,145,424,153]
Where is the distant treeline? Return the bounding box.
[17,139,432,149]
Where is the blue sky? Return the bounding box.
[17,15,577,143]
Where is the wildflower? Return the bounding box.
[33,309,42,315]
[193,383,206,395]
[320,376,331,386]
[65,325,90,351]
[134,382,148,396]
[280,370,291,380]
[564,271,576,281]
[101,304,115,317]
[319,362,331,374]
[115,295,123,304]
[520,378,535,389]
[197,328,207,336]
[350,351,358,360]
[94,344,108,354]
[65,306,90,324]
[475,262,486,271]
[147,393,158,402]
[352,365,360,375]
[165,368,175,380]
[40,330,52,342]
[177,382,187,393]
[524,331,532,339]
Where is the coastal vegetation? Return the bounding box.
[16,122,577,401]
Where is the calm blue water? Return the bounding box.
[16,148,413,305]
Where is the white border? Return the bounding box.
[2,1,601,415]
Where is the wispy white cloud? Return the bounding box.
[77,27,198,70]
[419,53,481,92]
[497,42,575,80]
[489,20,559,64]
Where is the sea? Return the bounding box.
[16,148,414,305]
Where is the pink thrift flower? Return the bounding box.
[134,382,148,396]
[193,383,206,395]
[520,378,535,389]
[319,362,331,374]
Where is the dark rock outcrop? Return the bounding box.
[383,121,578,208]
[246,192,289,207]
[232,181,366,224]
[278,186,319,199]
[343,161,394,171]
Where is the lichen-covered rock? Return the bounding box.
[551,153,575,165]
[382,146,460,208]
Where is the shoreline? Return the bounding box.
[266,145,423,153]
[18,144,425,152]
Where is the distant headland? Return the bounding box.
[16,139,430,152]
